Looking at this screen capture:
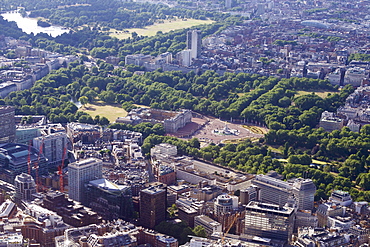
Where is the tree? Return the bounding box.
[79,96,89,107]
[193,225,207,238]
[189,138,200,149]
[99,116,110,126]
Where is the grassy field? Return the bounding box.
[222,137,260,144]
[108,18,214,39]
[80,102,128,123]
[295,89,338,99]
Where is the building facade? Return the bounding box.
[14,173,36,201]
[187,30,202,59]
[139,182,167,229]
[244,201,295,243]
[68,158,103,203]
[33,133,67,167]
[85,178,134,221]
[252,174,316,210]
[0,106,16,144]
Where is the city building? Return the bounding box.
[187,30,202,59]
[0,233,23,246]
[0,106,15,144]
[87,231,136,247]
[178,206,198,228]
[14,173,36,202]
[157,165,176,185]
[151,143,178,157]
[33,133,67,167]
[329,190,353,207]
[194,215,222,237]
[0,200,17,219]
[68,158,103,203]
[252,174,316,210]
[139,182,167,229]
[117,108,192,133]
[66,123,101,144]
[22,203,69,247]
[137,228,178,247]
[316,202,345,228]
[240,186,260,205]
[43,191,102,227]
[319,111,345,132]
[85,178,134,221]
[125,54,152,66]
[244,201,295,243]
[179,49,192,66]
[0,143,48,183]
[214,194,238,216]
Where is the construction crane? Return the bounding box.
[27,141,32,175]
[34,138,44,192]
[58,146,67,193]
[221,212,240,245]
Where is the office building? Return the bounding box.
[14,173,36,201]
[125,54,152,66]
[214,194,238,216]
[68,158,103,203]
[139,182,167,229]
[186,30,202,59]
[194,215,222,237]
[137,228,178,247]
[240,186,260,205]
[43,191,101,227]
[85,178,134,221]
[33,133,67,167]
[319,111,344,132]
[21,203,69,247]
[151,143,178,157]
[244,201,295,243]
[0,106,15,144]
[291,178,316,210]
[0,143,48,183]
[316,202,345,228]
[252,174,316,210]
[329,190,353,206]
[179,49,192,66]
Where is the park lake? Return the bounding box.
[1,12,69,37]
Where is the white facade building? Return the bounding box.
[68,158,103,203]
[33,133,67,166]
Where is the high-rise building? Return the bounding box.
[14,173,36,201]
[139,182,167,229]
[291,178,316,210]
[244,201,295,243]
[68,158,103,203]
[179,49,192,67]
[252,174,316,210]
[214,194,238,216]
[85,178,134,221]
[240,186,260,205]
[0,106,15,144]
[186,30,202,59]
[33,133,68,167]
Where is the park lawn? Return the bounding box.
[108,18,214,39]
[295,89,338,99]
[311,159,330,165]
[80,102,127,123]
[242,125,268,134]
